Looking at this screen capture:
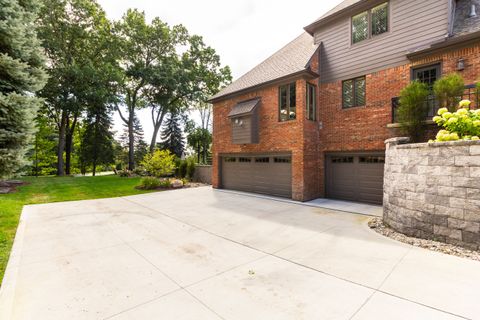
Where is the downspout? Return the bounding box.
[448,0,456,37]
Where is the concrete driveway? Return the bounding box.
[1,187,479,320]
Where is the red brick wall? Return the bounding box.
[212,43,480,201]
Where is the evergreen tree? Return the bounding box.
[0,0,47,178]
[80,105,114,176]
[160,113,185,158]
[119,116,148,167]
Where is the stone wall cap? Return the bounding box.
[385,137,410,146]
[396,139,480,149]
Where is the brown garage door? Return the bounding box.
[221,154,292,198]
[325,153,385,205]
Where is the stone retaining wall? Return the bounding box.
[193,165,212,184]
[384,137,480,250]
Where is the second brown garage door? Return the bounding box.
[221,154,292,198]
[325,153,385,205]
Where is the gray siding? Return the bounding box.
[231,114,259,144]
[314,0,450,83]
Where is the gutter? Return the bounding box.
[406,30,480,59]
[207,69,319,104]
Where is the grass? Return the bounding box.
[0,175,156,283]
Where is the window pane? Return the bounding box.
[289,83,296,120]
[355,77,366,106]
[343,80,354,108]
[279,85,288,121]
[372,2,388,36]
[352,11,368,44]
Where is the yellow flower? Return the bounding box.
[475,109,480,116]
[472,136,480,141]
[442,112,453,119]
[437,108,449,115]
[474,120,480,127]
[456,108,469,116]
[449,132,460,140]
[459,100,471,108]
[432,116,442,123]
[447,117,458,124]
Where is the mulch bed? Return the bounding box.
[369,217,480,262]
[0,180,28,194]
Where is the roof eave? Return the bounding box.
[406,30,480,59]
[208,69,319,104]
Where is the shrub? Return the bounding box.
[133,166,147,176]
[431,100,480,142]
[159,179,172,188]
[178,160,187,178]
[186,157,196,179]
[138,177,162,190]
[433,73,465,112]
[141,150,176,178]
[397,81,431,142]
[118,169,132,177]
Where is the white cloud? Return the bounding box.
[97,0,344,142]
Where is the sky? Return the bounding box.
[96,0,344,143]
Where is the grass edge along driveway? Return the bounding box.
[0,175,157,284]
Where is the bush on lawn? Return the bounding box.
[186,157,196,179]
[138,177,162,190]
[141,150,176,178]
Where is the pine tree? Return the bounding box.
[160,113,185,158]
[119,116,148,167]
[80,105,114,176]
[0,0,47,178]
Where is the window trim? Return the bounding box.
[410,63,442,85]
[306,83,317,121]
[342,76,366,109]
[351,1,389,45]
[278,82,297,122]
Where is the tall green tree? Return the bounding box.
[79,106,114,176]
[112,9,185,170]
[0,0,47,178]
[159,113,185,158]
[37,0,112,175]
[147,35,231,152]
[30,114,57,176]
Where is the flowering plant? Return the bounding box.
[431,100,480,142]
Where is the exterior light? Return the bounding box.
[457,58,465,71]
[470,4,477,18]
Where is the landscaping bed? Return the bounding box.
[369,217,480,261]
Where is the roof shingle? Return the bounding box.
[209,33,319,102]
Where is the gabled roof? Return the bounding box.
[228,98,261,117]
[305,0,366,34]
[209,32,319,102]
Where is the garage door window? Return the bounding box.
[359,156,385,163]
[224,157,236,162]
[331,156,354,163]
[255,157,270,163]
[274,157,291,163]
[239,157,251,163]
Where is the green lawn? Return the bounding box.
[0,175,156,283]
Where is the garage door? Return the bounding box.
[221,154,292,198]
[325,153,385,205]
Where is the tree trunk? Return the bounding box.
[149,109,166,152]
[57,113,67,176]
[65,116,78,175]
[128,113,135,171]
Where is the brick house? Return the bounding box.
[209,0,480,204]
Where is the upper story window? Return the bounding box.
[279,82,296,121]
[306,83,317,121]
[343,76,366,108]
[352,2,389,44]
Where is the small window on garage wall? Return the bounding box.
[306,83,317,121]
[274,157,291,163]
[343,76,366,109]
